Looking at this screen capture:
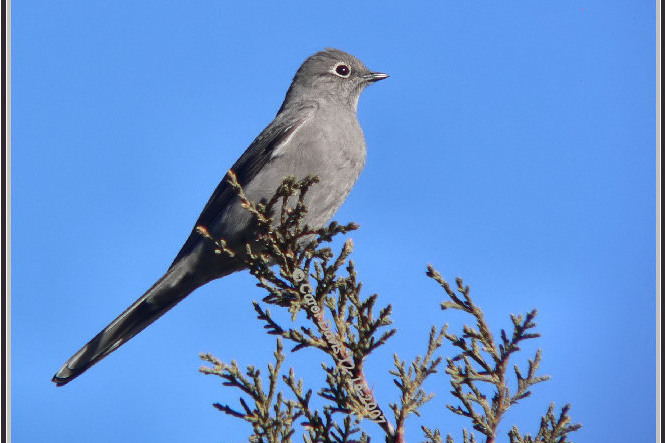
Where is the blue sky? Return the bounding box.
[11,1,656,442]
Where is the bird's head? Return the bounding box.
[281,48,388,111]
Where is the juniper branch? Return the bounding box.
[508,403,582,443]
[200,339,301,442]
[201,175,396,439]
[389,326,445,441]
[198,175,580,443]
[426,265,580,443]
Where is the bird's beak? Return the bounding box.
[363,72,389,83]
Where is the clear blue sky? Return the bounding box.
[11,1,656,442]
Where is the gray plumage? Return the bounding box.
[52,48,388,386]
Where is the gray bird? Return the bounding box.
[52,48,388,386]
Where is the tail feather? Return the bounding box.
[52,264,202,387]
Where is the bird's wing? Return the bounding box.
[170,101,318,266]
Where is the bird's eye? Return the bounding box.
[333,63,351,78]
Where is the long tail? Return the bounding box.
[52,262,205,387]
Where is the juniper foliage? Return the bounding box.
[199,174,581,443]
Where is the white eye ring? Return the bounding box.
[331,62,351,78]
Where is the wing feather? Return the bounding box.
[170,101,318,266]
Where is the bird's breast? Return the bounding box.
[248,108,366,228]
